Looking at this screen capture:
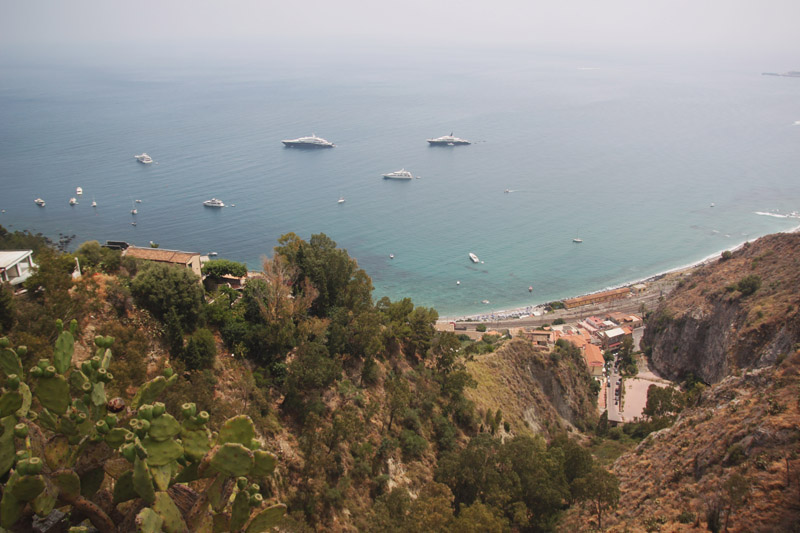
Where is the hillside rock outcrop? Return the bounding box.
[643,233,800,384]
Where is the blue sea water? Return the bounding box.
[1,48,799,317]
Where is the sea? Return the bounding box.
[1,45,799,318]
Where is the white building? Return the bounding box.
[0,250,36,287]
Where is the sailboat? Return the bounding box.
[573,229,583,243]
[91,197,97,208]
[131,200,138,215]
[338,195,345,204]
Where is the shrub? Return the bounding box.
[130,262,204,329]
[476,324,487,332]
[735,275,761,297]
[677,510,695,524]
[720,250,732,261]
[552,318,565,325]
[182,327,217,370]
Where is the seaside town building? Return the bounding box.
[122,246,203,278]
[599,326,632,351]
[562,287,631,309]
[0,250,36,288]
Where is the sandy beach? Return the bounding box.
[438,225,800,329]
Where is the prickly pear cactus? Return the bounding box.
[0,327,284,532]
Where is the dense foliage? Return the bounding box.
[0,231,620,531]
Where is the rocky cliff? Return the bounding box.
[643,233,800,384]
[466,338,599,438]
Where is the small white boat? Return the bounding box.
[135,153,153,164]
[34,198,46,207]
[710,202,715,207]
[282,134,334,148]
[573,238,583,243]
[456,280,461,285]
[338,196,345,204]
[91,198,97,207]
[135,199,142,203]
[469,252,480,263]
[203,198,225,208]
[427,133,471,146]
[131,200,137,215]
[69,197,77,206]
[208,252,218,257]
[383,169,414,180]
[389,254,395,259]
[76,187,83,195]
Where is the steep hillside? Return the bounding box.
[643,233,800,384]
[563,349,800,532]
[466,338,599,438]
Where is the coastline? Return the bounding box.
[439,224,800,323]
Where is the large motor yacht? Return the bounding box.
[382,169,413,180]
[427,133,471,146]
[281,134,334,148]
[203,198,226,208]
[135,153,153,164]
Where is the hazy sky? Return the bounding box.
[2,0,799,60]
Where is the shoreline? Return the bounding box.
[439,224,800,323]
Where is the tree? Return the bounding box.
[643,385,680,419]
[182,327,217,370]
[407,483,454,532]
[573,465,620,530]
[202,259,248,279]
[75,240,121,273]
[722,472,750,532]
[452,502,510,533]
[0,282,15,333]
[385,373,411,433]
[130,262,204,329]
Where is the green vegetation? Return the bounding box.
[726,274,762,297]
[1,231,621,531]
[202,259,248,279]
[0,326,284,531]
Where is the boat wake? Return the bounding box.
[754,211,800,219]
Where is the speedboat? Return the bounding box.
[203,198,225,208]
[69,198,77,206]
[134,153,153,164]
[34,198,46,207]
[281,134,334,148]
[469,252,480,263]
[573,238,583,243]
[76,187,83,195]
[427,133,471,146]
[338,196,345,204]
[383,169,413,180]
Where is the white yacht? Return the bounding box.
[281,134,334,148]
[338,196,346,204]
[69,197,78,206]
[469,252,480,263]
[203,198,225,208]
[34,198,46,207]
[76,187,83,195]
[382,169,413,180]
[91,197,97,207]
[135,153,153,164]
[572,238,583,243]
[427,133,471,146]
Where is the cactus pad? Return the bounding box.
[209,443,254,477]
[133,455,156,504]
[43,435,71,470]
[153,491,188,533]
[1,415,17,476]
[53,329,75,374]
[180,427,212,462]
[53,471,81,499]
[34,375,70,415]
[0,346,23,379]
[0,390,22,417]
[252,450,278,477]
[230,489,251,531]
[217,415,256,446]
[141,436,183,467]
[132,376,169,410]
[10,474,45,501]
[245,504,287,533]
[112,471,137,505]
[135,507,163,533]
[147,413,181,441]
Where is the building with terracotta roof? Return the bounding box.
[583,343,605,378]
[600,327,630,351]
[122,247,202,278]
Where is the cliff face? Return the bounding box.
[643,233,800,384]
[562,350,800,532]
[466,338,598,437]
